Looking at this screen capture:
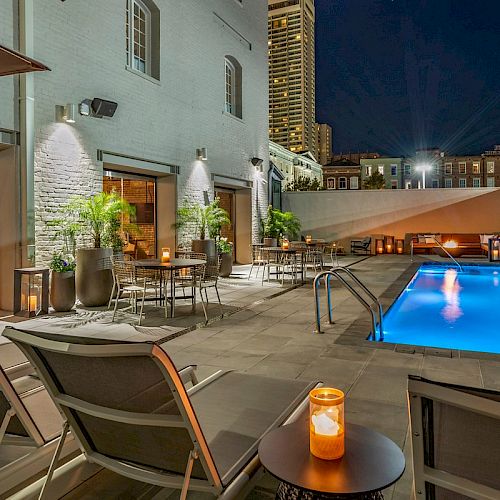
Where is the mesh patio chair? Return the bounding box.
[248,244,267,280]
[198,256,223,322]
[262,249,299,285]
[110,259,151,325]
[3,326,319,500]
[408,375,500,499]
[173,252,206,311]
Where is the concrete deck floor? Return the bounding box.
[2,254,499,499]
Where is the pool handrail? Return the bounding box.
[411,235,463,272]
[314,268,384,341]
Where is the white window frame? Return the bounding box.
[338,177,347,190]
[459,178,466,188]
[487,177,495,187]
[472,177,481,188]
[444,163,452,174]
[487,161,495,173]
[365,165,372,176]
[472,162,480,174]
[349,176,358,189]
[326,177,335,190]
[405,180,411,189]
[225,58,236,115]
[444,178,452,188]
[458,162,466,174]
[378,165,384,175]
[126,0,151,75]
[404,164,411,177]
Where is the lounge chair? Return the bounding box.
[4,326,319,499]
[408,375,500,499]
[350,236,371,255]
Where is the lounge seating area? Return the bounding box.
[409,233,499,257]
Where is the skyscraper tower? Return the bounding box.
[268,0,316,155]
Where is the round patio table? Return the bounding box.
[262,247,304,283]
[258,419,405,499]
[133,258,206,318]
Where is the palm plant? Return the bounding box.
[261,205,301,240]
[67,192,135,248]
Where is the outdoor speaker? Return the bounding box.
[91,98,118,118]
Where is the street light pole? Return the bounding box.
[422,168,426,190]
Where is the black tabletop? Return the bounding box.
[258,419,405,496]
[133,258,206,269]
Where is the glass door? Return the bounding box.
[103,170,156,259]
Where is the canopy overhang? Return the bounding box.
[0,44,50,76]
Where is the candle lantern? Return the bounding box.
[161,247,171,263]
[376,238,384,254]
[384,235,394,254]
[282,238,289,250]
[305,235,312,244]
[14,267,49,318]
[396,239,404,255]
[489,237,500,262]
[309,387,345,460]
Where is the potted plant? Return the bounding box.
[261,205,301,246]
[174,197,230,263]
[217,237,233,277]
[49,252,76,312]
[68,192,134,307]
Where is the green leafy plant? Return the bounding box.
[216,237,233,254]
[285,175,323,192]
[49,252,76,273]
[261,205,301,240]
[174,197,230,240]
[363,171,386,190]
[46,215,81,257]
[67,192,135,249]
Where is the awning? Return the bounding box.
[0,44,50,77]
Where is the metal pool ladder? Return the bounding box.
[314,267,384,341]
[411,235,463,272]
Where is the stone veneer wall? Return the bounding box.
[18,0,269,264]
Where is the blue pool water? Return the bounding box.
[381,264,500,354]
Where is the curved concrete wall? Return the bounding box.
[282,188,500,240]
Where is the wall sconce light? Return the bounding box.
[196,147,208,161]
[251,157,264,172]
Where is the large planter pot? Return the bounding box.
[263,237,277,247]
[76,248,113,307]
[192,239,217,264]
[50,271,76,312]
[219,252,233,277]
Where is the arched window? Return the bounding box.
[126,0,160,80]
[224,56,242,119]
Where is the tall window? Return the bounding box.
[444,178,452,188]
[390,165,397,176]
[365,165,372,176]
[472,162,480,174]
[350,176,359,189]
[487,161,495,173]
[404,164,411,176]
[459,178,466,188]
[126,0,150,74]
[487,177,495,187]
[224,56,242,119]
[473,178,481,188]
[339,177,347,189]
[326,178,335,190]
[378,165,384,175]
[225,59,235,114]
[444,163,452,174]
[459,162,466,174]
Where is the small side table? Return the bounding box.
[258,419,405,499]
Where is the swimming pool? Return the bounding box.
[381,264,500,354]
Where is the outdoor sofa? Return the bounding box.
[4,326,319,499]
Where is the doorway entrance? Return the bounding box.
[215,188,235,258]
[103,170,156,259]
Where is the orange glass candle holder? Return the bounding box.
[309,387,345,460]
[161,247,171,263]
[282,238,289,250]
[306,235,312,244]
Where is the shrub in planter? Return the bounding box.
[217,237,233,277]
[261,205,301,246]
[49,253,76,312]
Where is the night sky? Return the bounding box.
[315,0,500,156]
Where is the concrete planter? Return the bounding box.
[192,239,216,264]
[219,252,233,277]
[50,271,75,312]
[76,248,113,307]
[263,237,277,247]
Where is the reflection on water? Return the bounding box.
[440,269,463,322]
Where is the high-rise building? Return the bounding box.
[316,123,332,165]
[268,0,316,155]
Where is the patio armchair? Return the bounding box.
[248,244,267,279]
[198,256,223,322]
[408,375,500,499]
[3,327,319,500]
[173,251,207,312]
[350,236,371,255]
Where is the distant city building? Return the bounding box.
[316,123,333,165]
[269,140,322,189]
[322,158,361,190]
[360,157,409,189]
[332,152,380,163]
[440,154,500,188]
[268,0,316,155]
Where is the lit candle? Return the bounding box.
[161,247,171,263]
[493,249,499,260]
[29,294,38,312]
[309,388,345,460]
[306,235,312,244]
[282,238,289,250]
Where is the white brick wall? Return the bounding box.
[0,0,269,262]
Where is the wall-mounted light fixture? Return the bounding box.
[251,157,264,172]
[56,103,77,123]
[196,147,208,161]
